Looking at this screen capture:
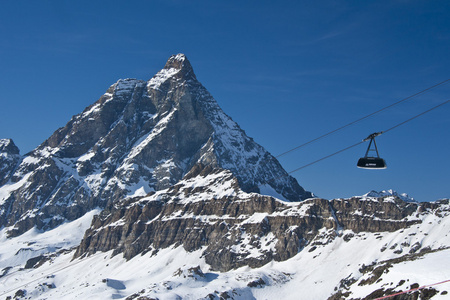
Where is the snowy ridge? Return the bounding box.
[0,195,449,299]
[362,189,416,202]
[147,66,181,90]
[188,79,309,201]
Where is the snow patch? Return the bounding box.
[259,184,287,201]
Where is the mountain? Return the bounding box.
[0,54,310,237]
[363,189,416,203]
[0,191,448,299]
[0,55,449,300]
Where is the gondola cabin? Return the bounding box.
[357,132,387,169]
[357,157,387,169]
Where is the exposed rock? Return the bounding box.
[24,255,47,269]
[74,166,330,271]
[330,196,422,233]
[0,139,21,185]
[73,166,448,272]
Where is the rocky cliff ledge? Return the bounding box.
[74,165,446,271]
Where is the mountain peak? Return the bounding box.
[0,54,310,236]
[164,53,188,68]
[148,54,196,89]
[362,189,416,202]
[0,138,20,155]
[162,53,195,77]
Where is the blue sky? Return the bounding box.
[1,0,449,201]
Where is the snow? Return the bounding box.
[258,184,287,201]
[0,172,32,205]
[0,209,99,271]
[241,212,268,224]
[147,67,181,90]
[113,79,139,96]
[347,250,450,299]
[84,172,106,192]
[125,109,176,161]
[125,177,154,198]
[363,189,416,202]
[77,151,95,162]
[173,170,239,204]
[81,102,102,118]
[0,139,12,148]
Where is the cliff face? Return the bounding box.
[74,167,331,271]
[74,163,444,272]
[0,54,310,237]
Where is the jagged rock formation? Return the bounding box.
[0,139,21,186]
[0,54,311,237]
[74,165,330,271]
[74,164,448,271]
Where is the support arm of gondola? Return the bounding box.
[362,131,384,142]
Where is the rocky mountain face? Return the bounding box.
[1,188,448,300]
[73,165,448,272]
[0,139,21,186]
[0,54,310,237]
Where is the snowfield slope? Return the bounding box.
[0,189,449,299]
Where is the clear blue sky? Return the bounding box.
[1,0,449,201]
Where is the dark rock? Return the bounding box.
[247,278,266,288]
[14,289,26,298]
[0,139,21,185]
[24,255,48,269]
[330,197,421,233]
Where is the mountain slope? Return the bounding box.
[0,193,448,299]
[0,54,311,237]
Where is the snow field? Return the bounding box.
[0,198,449,299]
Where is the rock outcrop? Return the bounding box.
[0,139,21,186]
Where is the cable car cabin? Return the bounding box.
[357,157,387,169]
[357,132,387,169]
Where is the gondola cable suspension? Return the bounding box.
[276,79,450,158]
[287,98,450,174]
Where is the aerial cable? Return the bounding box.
[287,140,364,174]
[276,79,450,158]
[287,98,450,174]
[382,99,450,135]
[374,278,450,300]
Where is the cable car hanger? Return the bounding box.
[286,98,450,174]
[357,132,387,169]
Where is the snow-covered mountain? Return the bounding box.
[362,189,416,203]
[0,54,310,237]
[1,54,449,300]
[0,191,449,299]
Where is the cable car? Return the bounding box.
[357,132,387,169]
